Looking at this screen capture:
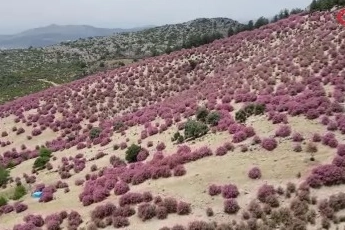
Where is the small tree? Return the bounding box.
[33,147,52,170]
[0,196,7,207]
[12,185,27,200]
[196,107,209,122]
[0,166,9,186]
[90,127,101,139]
[125,144,141,163]
[206,111,221,126]
[184,119,209,140]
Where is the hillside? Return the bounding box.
[1,9,345,230]
[0,18,241,103]
[0,24,151,49]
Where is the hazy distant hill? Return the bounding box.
[0,24,152,49]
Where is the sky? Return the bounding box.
[0,0,312,34]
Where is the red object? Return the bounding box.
[337,9,345,26]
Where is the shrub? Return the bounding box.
[337,144,345,156]
[292,133,304,142]
[224,199,240,214]
[293,144,302,152]
[208,184,221,196]
[137,203,156,221]
[162,197,178,213]
[196,107,209,122]
[215,146,228,156]
[0,196,7,207]
[39,192,53,203]
[156,142,166,151]
[156,206,168,219]
[306,142,318,153]
[125,144,141,163]
[206,111,221,126]
[12,184,27,200]
[114,181,130,195]
[0,166,9,186]
[2,204,14,213]
[184,119,209,140]
[23,214,44,227]
[248,167,261,179]
[90,127,101,139]
[222,184,239,199]
[275,125,291,137]
[112,216,129,228]
[257,184,276,203]
[261,138,277,151]
[14,202,28,213]
[206,207,214,217]
[177,201,191,215]
[173,165,186,176]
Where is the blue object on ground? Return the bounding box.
[32,191,43,198]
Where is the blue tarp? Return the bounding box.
[32,191,42,198]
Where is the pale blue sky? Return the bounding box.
[0,0,312,34]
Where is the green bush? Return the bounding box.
[125,144,142,163]
[33,147,52,170]
[0,196,7,206]
[12,185,27,200]
[172,132,181,142]
[0,166,9,186]
[206,111,221,126]
[196,107,209,122]
[177,135,185,143]
[113,121,124,131]
[90,127,101,139]
[235,103,265,123]
[39,147,52,158]
[184,119,209,140]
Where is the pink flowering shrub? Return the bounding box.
[162,197,178,214]
[248,167,261,179]
[232,131,247,143]
[292,132,304,142]
[137,203,156,221]
[23,214,44,227]
[261,138,277,151]
[307,164,345,187]
[337,144,345,156]
[14,202,28,213]
[275,125,291,137]
[215,146,228,156]
[257,184,276,203]
[208,184,222,196]
[176,201,191,215]
[114,181,130,196]
[156,142,166,151]
[224,199,240,214]
[173,165,186,176]
[222,184,239,199]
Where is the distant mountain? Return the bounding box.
[0,24,153,49]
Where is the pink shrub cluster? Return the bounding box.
[261,138,277,151]
[275,125,291,137]
[248,167,262,179]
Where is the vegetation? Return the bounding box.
[310,0,345,11]
[235,103,265,123]
[11,185,27,200]
[0,166,9,187]
[33,147,52,170]
[90,127,101,139]
[184,119,209,140]
[0,196,7,206]
[125,144,142,163]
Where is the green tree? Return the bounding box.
[247,20,254,30]
[227,27,235,37]
[0,166,9,187]
[0,196,7,206]
[90,127,101,139]
[254,17,270,28]
[184,119,209,140]
[12,185,27,200]
[206,111,221,126]
[196,107,209,122]
[125,144,141,163]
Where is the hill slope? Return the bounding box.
[1,10,345,230]
[0,17,241,103]
[0,24,151,49]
